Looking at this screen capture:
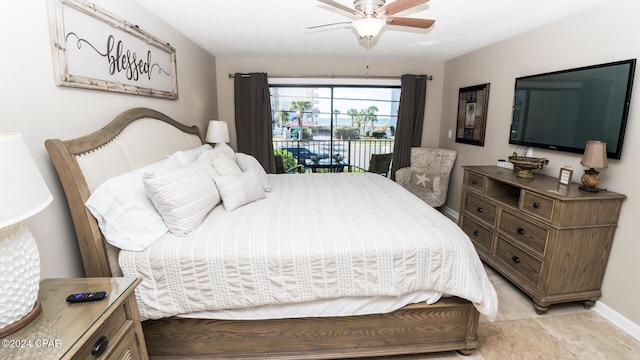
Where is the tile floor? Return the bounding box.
[386,264,640,360]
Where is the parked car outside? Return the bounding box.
[280,146,321,164]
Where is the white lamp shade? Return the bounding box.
[353,18,386,38]
[0,133,53,228]
[205,120,230,144]
[581,140,608,169]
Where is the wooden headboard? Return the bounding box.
[45,108,202,277]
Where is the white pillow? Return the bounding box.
[236,153,272,192]
[143,158,220,236]
[213,142,237,161]
[85,158,181,251]
[214,171,266,212]
[168,144,211,166]
[212,155,243,176]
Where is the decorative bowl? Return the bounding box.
[508,154,549,178]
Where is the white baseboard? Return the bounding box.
[444,205,640,341]
[441,205,459,221]
[593,302,640,341]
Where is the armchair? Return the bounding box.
[395,147,457,208]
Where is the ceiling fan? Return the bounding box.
[311,0,435,38]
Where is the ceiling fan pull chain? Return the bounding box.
[366,36,371,77]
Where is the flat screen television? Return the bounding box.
[509,59,636,159]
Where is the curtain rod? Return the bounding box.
[228,73,433,81]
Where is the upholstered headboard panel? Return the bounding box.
[77,118,202,192]
[46,108,203,277]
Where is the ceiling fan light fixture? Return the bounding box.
[352,18,386,38]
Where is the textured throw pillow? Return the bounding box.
[236,153,272,192]
[143,158,220,236]
[410,171,435,190]
[211,155,243,176]
[84,157,181,251]
[214,170,266,212]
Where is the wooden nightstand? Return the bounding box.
[0,277,148,360]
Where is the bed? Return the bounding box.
[45,107,497,359]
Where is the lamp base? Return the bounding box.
[579,185,606,192]
[0,223,41,337]
[0,301,41,338]
[580,168,602,192]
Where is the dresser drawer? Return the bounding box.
[464,172,485,192]
[521,191,554,222]
[460,216,493,254]
[498,211,548,256]
[73,306,131,360]
[463,193,497,226]
[495,237,542,287]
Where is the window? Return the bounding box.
[270,80,400,172]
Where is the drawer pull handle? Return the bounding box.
[477,207,483,213]
[533,202,539,208]
[92,336,109,357]
[512,256,521,264]
[516,227,526,235]
[473,230,480,236]
[471,180,478,185]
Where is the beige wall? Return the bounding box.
[214,57,445,150]
[0,0,218,278]
[441,0,640,327]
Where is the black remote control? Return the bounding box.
[66,291,108,303]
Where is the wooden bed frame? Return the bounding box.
[45,107,480,359]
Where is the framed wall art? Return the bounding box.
[48,0,178,99]
[456,83,490,146]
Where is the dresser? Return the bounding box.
[0,277,148,360]
[458,166,625,314]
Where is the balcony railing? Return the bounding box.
[273,139,395,172]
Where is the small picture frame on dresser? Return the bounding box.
[558,167,573,185]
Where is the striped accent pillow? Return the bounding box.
[214,170,266,212]
[143,158,220,236]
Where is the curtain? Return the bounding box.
[234,72,276,173]
[390,74,427,180]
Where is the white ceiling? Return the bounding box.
[135,0,612,61]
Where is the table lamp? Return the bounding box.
[579,140,608,192]
[0,133,52,337]
[205,120,230,147]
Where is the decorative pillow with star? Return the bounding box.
[410,171,435,190]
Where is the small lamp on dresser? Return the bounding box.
[579,140,608,192]
[205,120,230,147]
[0,133,52,337]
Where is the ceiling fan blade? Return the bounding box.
[306,21,353,30]
[386,16,435,29]
[376,0,430,16]
[318,0,363,17]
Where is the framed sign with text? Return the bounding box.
[48,0,178,99]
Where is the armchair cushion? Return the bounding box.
[395,147,457,208]
[410,171,435,190]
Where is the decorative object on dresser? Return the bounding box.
[579,140,608,192]
[508,153,549,179]
[0,277,148,359]
[459,166,625,314]
[558,166,573,186]
[0,133,53,338]
[394,147,457,208]
[205,120,231,146]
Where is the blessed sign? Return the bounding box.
[48,0,178,99]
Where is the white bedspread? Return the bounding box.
[119,172,498,321]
